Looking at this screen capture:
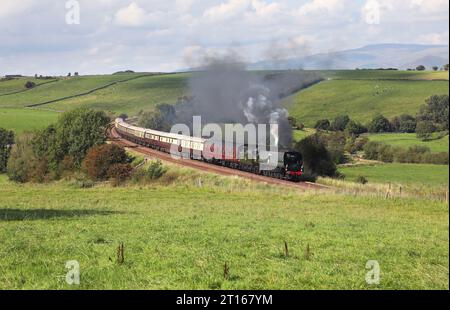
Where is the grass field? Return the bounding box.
[44,73,189,114]
[366,133,449,153]
[292,128,316,141]
[328,70,449,81]
[0,170,448,290]
[339,163,449,186]
[286,79,449,127]
[1,70,449,136]
[0,108,59,133]
[0,73,188,115]
[0,78,59,96]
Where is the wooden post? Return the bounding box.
[284,241,289,258]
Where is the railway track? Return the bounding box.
[107,126,329,191]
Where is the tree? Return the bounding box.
[25,81,36,89]
[7,133,40,183]
[156,103,177,124]
[74,72,79,76]
[50,108,110,165]
[314,119,331,131]
[417,95,449,131]
[108,163,133,186]
[330,115,350,131]
[0,128,14,173]
[444,64,449,71]
[416,65,426,71]
[390,114,416,133]
[432,66,439,71]
[368,114,392,133]
[138,110,170,131]
[82,144,130,181]
[345,120,367,136]
[294,134,338,177]
[416,121,435,141]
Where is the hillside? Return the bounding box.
[0,73,188,113]
[285,72,449,127]
[250,44,449,70]
[1,70,448,133]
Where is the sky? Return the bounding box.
[0,0,448,75]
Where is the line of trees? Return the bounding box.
[2,108,168,186]
[6,108,110,183]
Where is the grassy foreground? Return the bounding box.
[0,170,448,290]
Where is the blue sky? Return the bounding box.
[0,0,448,75]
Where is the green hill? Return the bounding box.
[1,70,449,134]
[286,78,449,127]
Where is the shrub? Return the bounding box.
[131,160,168,183]
[314,119,331,131]
[345,120,367,136]
[25,81,36,89]
[345,136,369,154]
[138,111,169,131]
[82,144,130,181]
[108,163,133,186]
[377,144,394,163]
[0,128,14,173]
[363,141,382,160]
[330,115,350,131]
[421,152,449,165]
[147,160,167,180]
[7,133,39,183]
[68,173,95,189]
[416,121,435,141]
[416,65,426,71]
[368,114,392,133]
[355,176,368,185]
[391,114,416,133]
[295,134,337,177]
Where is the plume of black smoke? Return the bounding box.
[176,59,288,148]
[176,54,321,148]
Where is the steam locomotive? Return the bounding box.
[114,118,304,181]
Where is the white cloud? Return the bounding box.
[0,0,35,18]
[203,0,250,22]
[419,31,449,45]
[115,2,148,27]
[250,0,280,17]
[175,0,194,13]
[0,0,448,75]
[412,0,449,13]
[296,0,342,16]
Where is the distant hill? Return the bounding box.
[249,44,449,70]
